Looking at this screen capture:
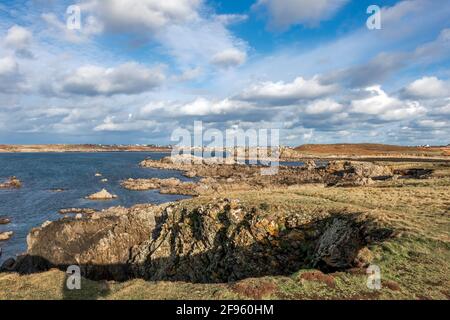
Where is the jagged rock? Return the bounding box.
[59,208,97,215]
[122,178,199,196]
[15,204,158,280]
[0,176,21,189]
[11,200,390,282]
[324,161,392,187]
[0,231,13,241]
[86,189,117,200]
[312,217,364,271]
[0,217,11,225]
[304,160,317,170]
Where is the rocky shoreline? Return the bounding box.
[1,199,391,282]
[0,155,441,284]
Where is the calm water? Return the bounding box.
[0,152,191,263]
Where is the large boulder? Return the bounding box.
[0,217,11,225]
[0,231,13,241]
[325,161,393,187]
[86,189,117,200]
[312,217,364,270]
[13,205,159,280]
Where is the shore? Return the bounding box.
[0,144,170,153]
[0,154,449,299]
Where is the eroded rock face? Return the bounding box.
[13,205,158,280]
[130,199,318,283]
[7,200,391,282]
[312,218,364,271]
[130,200,386,282]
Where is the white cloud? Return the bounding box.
[4,25,33,58]
[42,13,102,43]
[4,25,32,50]
[403,76,450,99]
[240,76,338,105]
[416,119,448,128]
[157,19,247,70]
[82,0,201,34]
[56,62,165,96]
[304,98,343,114]
[94,116,158,132]
[0,56,27,93]
[351,86,426,121]
[211,49,247,68]
[253,0,349,29]
[139,98,250,117]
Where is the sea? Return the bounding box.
[0,152,192,264]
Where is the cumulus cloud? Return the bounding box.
[253,0,349,30]
[42,13,103,43]
[304,99,343,114]
[54,62,165,96]
[351,86,426,121]
[139,98,251,118]
[82,0,201,34]
[239,76,338,105]
[0,56,27,93]
[94,116,158,132]
[4,25,33,58]
[403,76,450,99]
[211,49,247,68]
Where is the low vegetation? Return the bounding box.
[1,160,448,300]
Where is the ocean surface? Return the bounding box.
[0,152,192,263]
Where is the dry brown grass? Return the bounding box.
[294,143,448,157]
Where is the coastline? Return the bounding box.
[0,144,170,153]
[1,154,449,299]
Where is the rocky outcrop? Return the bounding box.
[5,198,391,282]
[0,231,13,241]
[393,168,433,179]
[121,178,199,196]
[304,159,317,170]
[86,189,117,200]
[10,205,158,279]
[0,176,21,189]
[0,217,11,225]
[58,208,98,215]
[324,161,393,187]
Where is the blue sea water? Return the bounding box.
[0,152,191,263]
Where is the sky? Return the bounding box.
[0,0,449,146]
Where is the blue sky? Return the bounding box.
[0,0,449,146]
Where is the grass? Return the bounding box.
[1,162,449,300]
